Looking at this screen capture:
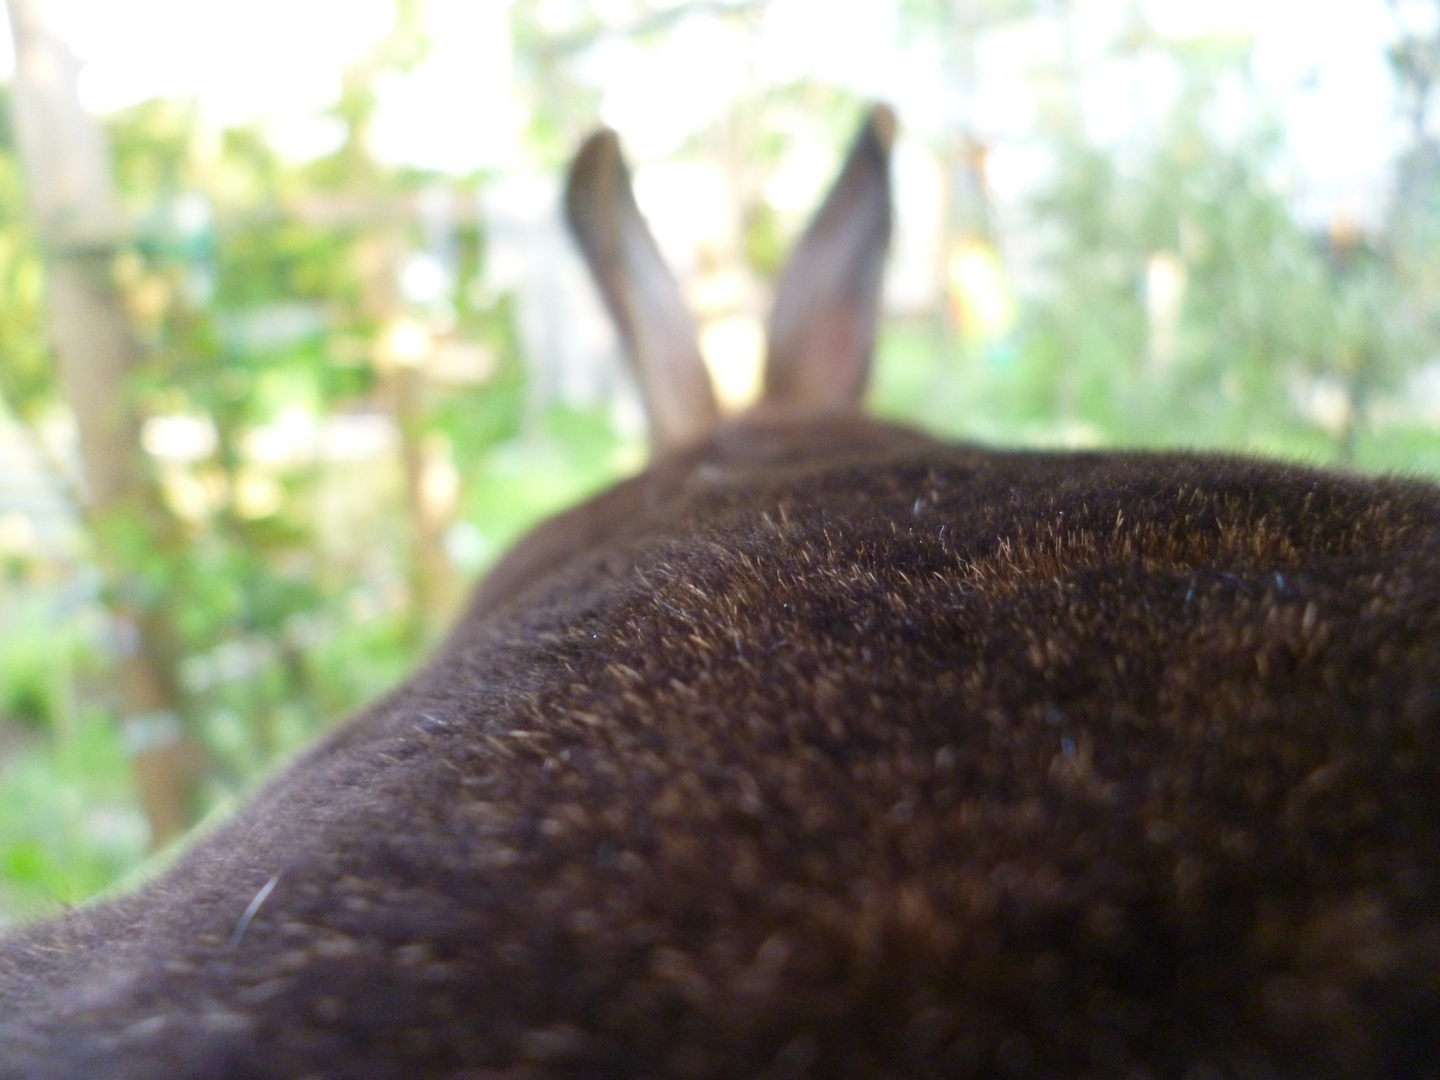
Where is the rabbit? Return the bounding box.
[0,104,1438,1080]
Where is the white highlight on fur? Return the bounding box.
[228,874,280,951]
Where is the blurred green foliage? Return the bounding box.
[0,9,632,923]
[874,29,1440,476]
[0,86,52,423]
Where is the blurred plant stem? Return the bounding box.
[337,56,459,645]
[6,0,197,846]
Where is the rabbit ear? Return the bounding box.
[761,104,895,416]
[565,130,720,454]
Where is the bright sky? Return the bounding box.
[0,0,1413,207]
[0,0,520,171]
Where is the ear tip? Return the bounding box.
[577,127,621,158]
[866,103,897,154]
[567,128,625,201]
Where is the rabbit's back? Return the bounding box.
[3,429,1437,1078]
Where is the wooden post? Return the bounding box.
[6,0,196,846]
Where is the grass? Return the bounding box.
[0,705,148,927]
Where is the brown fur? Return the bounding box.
[1,113,1439,1080]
